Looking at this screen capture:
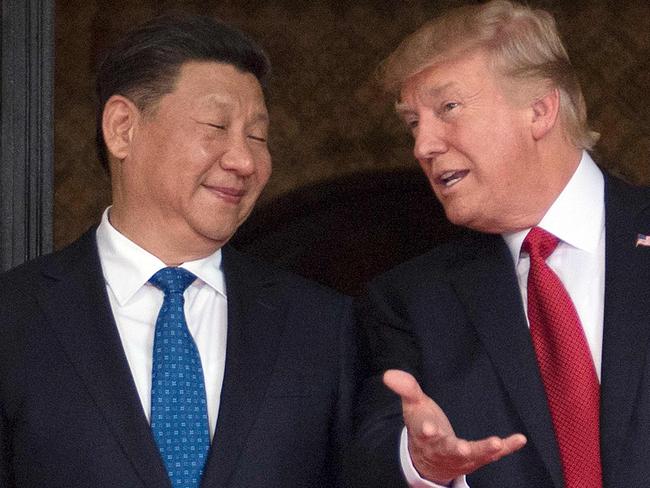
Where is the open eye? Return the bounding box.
[403,117,418,131]
[442,102,459,113]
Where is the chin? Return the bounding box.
[444,209,492,233]
[443,206,471,227]
[205,227,237,244]
[187,221,235,247]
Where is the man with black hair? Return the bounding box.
[0,14,355,488]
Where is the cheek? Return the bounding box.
[193,136,224,165]
[255,151,273,183]
[417,159,435,182]
[260,165,272,188]
[181,144,226,188]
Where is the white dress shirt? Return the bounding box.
[401,151,605,487]
[95,208,228,439]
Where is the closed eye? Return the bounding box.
[207,123,227,130]
[248,134,267,143]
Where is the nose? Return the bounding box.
[412,118,448,161]
[220,135,256,176]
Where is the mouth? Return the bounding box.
[202,184,245,204]
[436,170,469,188]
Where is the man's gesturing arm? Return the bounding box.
[384,369,527,486]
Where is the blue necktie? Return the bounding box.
[149,267,210,488]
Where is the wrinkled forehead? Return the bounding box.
[395,80,457,117]
[395,50,492,107]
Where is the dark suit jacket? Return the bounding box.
[0,229,356,487]
[349,175,650,488]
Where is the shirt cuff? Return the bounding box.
[399,427,470,488]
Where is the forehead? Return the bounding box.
[169,60,268,115]
[397,51,497,108]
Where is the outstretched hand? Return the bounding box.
[383,369,527,485]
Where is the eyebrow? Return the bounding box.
[395,81,458,116]
[395,101,415,117]
[248,112,270,125]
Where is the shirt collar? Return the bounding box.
[95,207,227,306]
[502,151,605,265]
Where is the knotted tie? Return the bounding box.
[149,267,210,488]
[523,227,602,488]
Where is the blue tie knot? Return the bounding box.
[149,267,197,296]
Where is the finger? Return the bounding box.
[460,434,527,469]
[382,369,424,405]
[499,433,527,456]
[408,433,527,483]
[383,370,456,438]
[477,434,527,460]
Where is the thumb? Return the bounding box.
[383,369,425,406]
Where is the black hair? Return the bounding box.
[95,13,271,170]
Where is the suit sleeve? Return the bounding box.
[325,296,358,488]
[345,281,421,488]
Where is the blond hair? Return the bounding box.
[380,0,599,149]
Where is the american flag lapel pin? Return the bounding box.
[636,234,650,247]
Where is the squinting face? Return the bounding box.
[398,51,543,234]
[119,61,271,257]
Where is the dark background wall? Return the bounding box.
[54,0,650,290]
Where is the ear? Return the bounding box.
[102,95,140,162]
[530,88,560,141]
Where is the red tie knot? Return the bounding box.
[522,227,559,261]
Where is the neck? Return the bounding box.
[491,142,583,235]
[515,142,583,233]
[107,206,223,266]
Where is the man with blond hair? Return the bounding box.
[350,1,650,487]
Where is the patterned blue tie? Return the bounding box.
[149,267,210,488]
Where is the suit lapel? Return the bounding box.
[448,234,564,488]
[39,230,170,488]
[201,246,288,487]
[600,176,650,484]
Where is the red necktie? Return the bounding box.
[523,227,602,488]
